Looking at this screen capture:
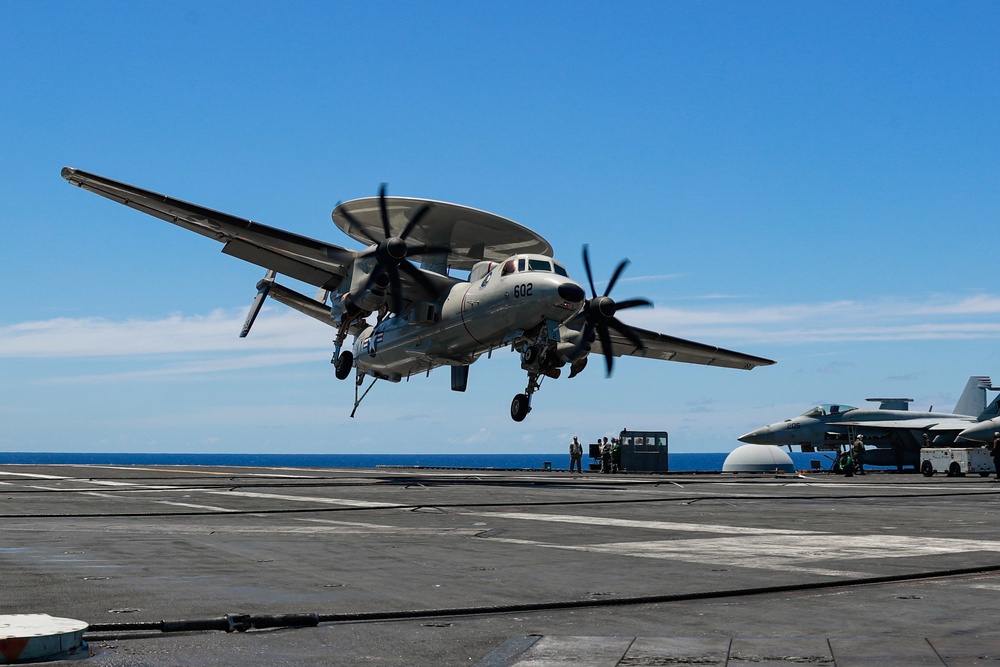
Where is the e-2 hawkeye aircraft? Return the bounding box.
[738,375,1000,468]
[62,167,774,420]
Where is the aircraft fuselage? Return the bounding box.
[739,406,972,448]
[352,255,584,381]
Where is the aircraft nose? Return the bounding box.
[558,282,586,303]
[959,420,997,443]
[738,426,771,444]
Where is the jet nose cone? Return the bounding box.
[738,427,770,444]
[959,421,997,443]
[558,282,586,303]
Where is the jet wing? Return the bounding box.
[841,417,976,432]
[61,167,357,291]
[590,325,774,370]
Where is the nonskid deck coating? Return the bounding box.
[1,464,999,665]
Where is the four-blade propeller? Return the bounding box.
[575,244,653,376]
[338,185,448,315]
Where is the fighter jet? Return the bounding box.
[738,376,999,469]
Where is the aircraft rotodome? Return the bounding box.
[62,168,774,420]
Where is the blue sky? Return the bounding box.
[2,2,999,454]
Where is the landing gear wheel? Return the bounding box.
[521,347,538,365]
[921,460,934,477]
[510,393,530,422]
[334,351,354,380]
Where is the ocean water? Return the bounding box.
[0,451,830,472]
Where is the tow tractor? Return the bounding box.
[919,447,994,477]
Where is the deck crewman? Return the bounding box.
[569,436,583,474]
[992,432,1000,480]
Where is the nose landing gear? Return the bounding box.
[510,372,541,422]
[334,351,354,380]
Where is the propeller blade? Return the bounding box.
[398,259,439,297]
[399,203,432,241]
[608,317,646,352]
[378,183,391,238]
[604,258,630,297]
[404,243,451,257]
[613,298,652,311]
[596,323,615,376]
[338,203,379,244]
[388,266,403,315]
[582,245,597,298]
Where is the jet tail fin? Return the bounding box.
[954,376,993,416]
[977,391,1000,421]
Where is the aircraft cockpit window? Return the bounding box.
[553,262,568,277]
[501,259,516,276]
[802,403,857,418]
[518,259,526,272]
[528,259,551,272]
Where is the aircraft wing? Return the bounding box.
[841,418,976,432]
[590,325,774,370]
[61,167,357,291]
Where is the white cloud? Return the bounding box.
[4,292,1000,368]
[39,352,326,384]
[0,308,330,358]
[627,294,1000,345]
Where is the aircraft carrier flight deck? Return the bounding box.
[3,463,1000,665]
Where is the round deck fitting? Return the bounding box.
[0,614,89,663]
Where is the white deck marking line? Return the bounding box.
[0,472,70,480]
[471,511,814,535]
[156,501,238,511]
[203,489,398,507]
[69,465,321,478]
[470,511,1000,577]
[480,536,870,578]
[0,472,398,509]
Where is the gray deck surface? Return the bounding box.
[2,464,1000,665]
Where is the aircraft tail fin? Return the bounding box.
[977,388,1000,421]
[954,376,993,416]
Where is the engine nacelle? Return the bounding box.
[332,257,389,314]
[348,273,390,312]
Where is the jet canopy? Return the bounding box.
[801,404,857,418]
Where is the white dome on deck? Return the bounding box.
[723,444,795,473]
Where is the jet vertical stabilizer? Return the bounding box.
[977,392,1000,421]
[953,376,993,416]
